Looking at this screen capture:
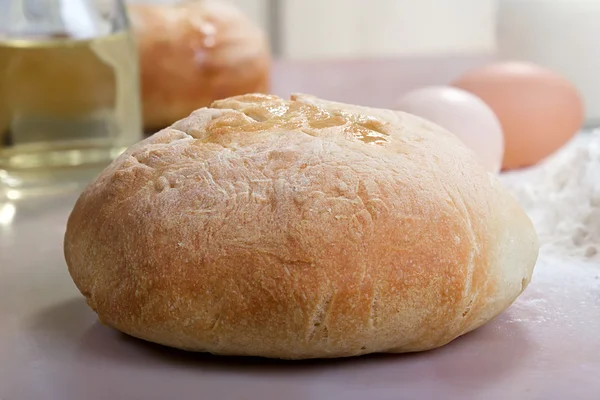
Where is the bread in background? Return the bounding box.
[129,0,271,130]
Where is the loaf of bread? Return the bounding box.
[64,93,539,359]
[129,0,271,130]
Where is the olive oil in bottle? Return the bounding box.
[0,22,142,194]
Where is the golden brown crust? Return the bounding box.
[64,93,538,359]
[129,1,271,130]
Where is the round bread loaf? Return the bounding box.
[129,0,271,130]
[64,93,539,359]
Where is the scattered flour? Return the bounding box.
[499,130,600,261]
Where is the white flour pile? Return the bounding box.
[500,131,600,261]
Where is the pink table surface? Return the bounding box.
[270,55,492,109]
[2,56,599,400]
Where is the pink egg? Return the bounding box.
[396,86,504,173]
[453,62,583,170]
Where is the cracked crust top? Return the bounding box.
[64,93,539,359]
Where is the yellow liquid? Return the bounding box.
[0,30,142,192]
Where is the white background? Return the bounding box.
[127,0,498,59]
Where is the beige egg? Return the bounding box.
[396,86,504,174]
[453,62,584,170]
